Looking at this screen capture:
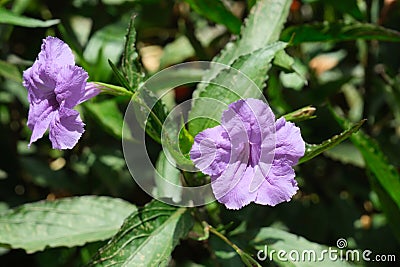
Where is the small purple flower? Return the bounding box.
[190,98,305,209]
[23,37,100,149]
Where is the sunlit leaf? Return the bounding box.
[192,0,292,97]
[0,196,136,253]
[0,7,59,28]
[87,200,193,267]
[153,151,183,203]
[189,42,287,135]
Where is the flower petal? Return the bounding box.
[38,36,75,68]
[190,125,231,176]
[49,108,84,149]
[255,160,298,206]
[23,37,76,103]
[212,148,256,209]
[221,98,276,192]
[77,82,101,105]
[27,100,58,146]
[55,65,88,109]
[23,61,56,103]
[274,117,305,166]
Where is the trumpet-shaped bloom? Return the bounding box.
[23,37,100,149]
[190,98,305,209]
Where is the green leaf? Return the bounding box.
[0,196,136,253]
[0,7,60,28]
[184,0,242,34]
[273,50,307,90]
[160,117,195,170]
[85,99,124,139]
[332,113,400,211]
[132,88,169,143]
[298,119,366,164]
[189,42,287,136]
[122,15,145,91]
[108,59,131,90]
[83,19,127,80]
[153,151,183,203]
[323,142,365,168]
[325,0,364,20]
[216,0,292,65]
[179,121,194,155]
[192,0,292,97]
[281,22,400,45]
[159,36,195,69]
[250,227,353,266]
[87,200,194,267]
[189,0,292,135]
[0,60,22,83]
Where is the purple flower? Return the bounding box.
[190,98,305,209]
[23,37,100,149]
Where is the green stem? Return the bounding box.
[94,82,134,97]
[206,223,261,267]
[208,226,241,253]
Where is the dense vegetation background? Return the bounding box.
[0,0,400,266]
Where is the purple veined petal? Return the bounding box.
[38,37,75,68]
[49,108,85,150]
[221,98,276,193]
[190,125,231,176]
[255,160,298,206]
[211,144,254,209]
[274,117,305,166]
[23,63,56,103]
[55,65,88,109]
[77,82,101,105]
[27,100,58,146]
[221,99,252,145]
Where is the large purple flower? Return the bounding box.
[23,37,100,149]
[190,98,305,209]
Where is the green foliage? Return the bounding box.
[0,7,60,28]
[83,19,128,81]
[133,88,169,143]
[299,119,366,165]
[325,0,364,21]
[184,0,241,34]
[333,111,400,241]
[122,15,145,91]
[84,99,124,139]
[189,0,292,135]
[153,151,182,203]
[0,60,22,83]
[0,196,135,253]
[87,201,193,266]
[281,22,400,44]
[2,0,400,265]
[189,42,287,135]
